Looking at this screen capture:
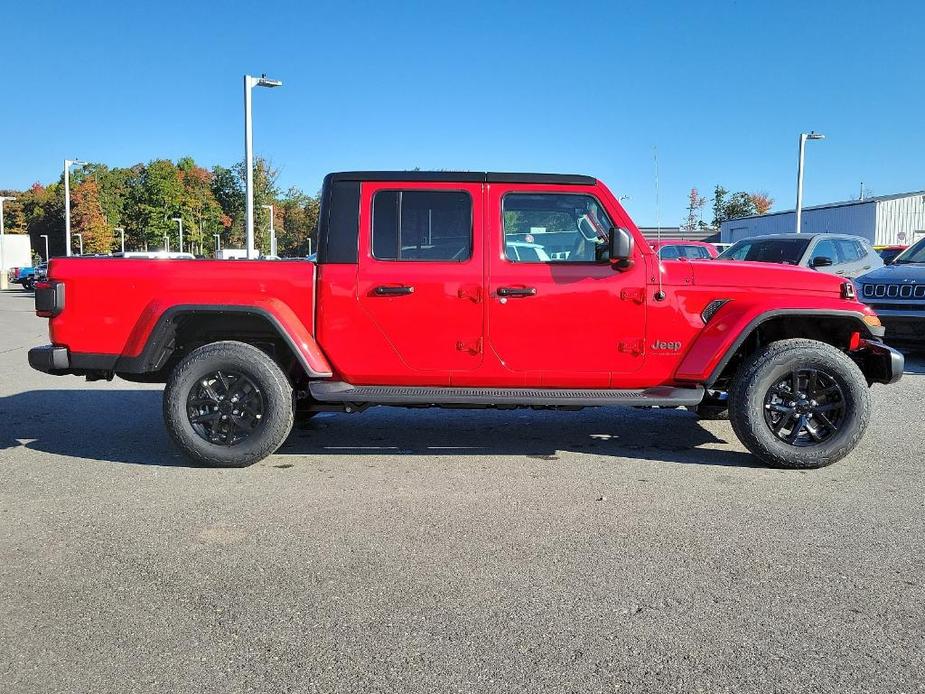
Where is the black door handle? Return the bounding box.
[373,285,414,296]
[497,287,537,297]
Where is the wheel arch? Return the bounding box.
[677,308,883,389]
[116,304,333,381]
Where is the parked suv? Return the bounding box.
[29,171,902,469]
[650,240,718,260]
[856,237,925,343]
[718,233,882,278]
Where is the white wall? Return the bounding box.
[1,235,33,272]
[876,194,925,246]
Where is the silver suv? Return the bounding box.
[717,233,883,278]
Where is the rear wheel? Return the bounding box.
[164,341,294,467]
[728,339,870,469]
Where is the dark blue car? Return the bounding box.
[856,237,925,344]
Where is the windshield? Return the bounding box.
[718,238,810,265]
[893,238,925,264]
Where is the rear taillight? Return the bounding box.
[35,281,65,318]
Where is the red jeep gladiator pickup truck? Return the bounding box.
[29,171,903,468]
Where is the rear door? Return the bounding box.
[485,184,647,386]
[356,181,485,376]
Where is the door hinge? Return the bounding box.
[456,337,483,355]
[620,288,646,304]
[618,339,645,356]
[457,285,482,303]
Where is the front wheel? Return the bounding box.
[164,341,294,467]
[728,339,870,469]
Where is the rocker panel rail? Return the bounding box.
[309,382,705,407]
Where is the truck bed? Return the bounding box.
[44,257,316,362]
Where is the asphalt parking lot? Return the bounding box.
[1,289,923,694]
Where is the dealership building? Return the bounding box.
[719,190,925,246]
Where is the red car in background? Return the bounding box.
[873,245,907,265]
[650,240,719,260]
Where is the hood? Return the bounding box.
[689,260,844,293]
[856,262,925,283]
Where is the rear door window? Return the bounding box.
[835,239,862,263]
[372,190,472,261]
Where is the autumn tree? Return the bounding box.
[277,187,321,256]
[125,159,185,250]
[711,186,773,227]
[749,192,773,215]
[71,178,113,254]
[682,187,707,230]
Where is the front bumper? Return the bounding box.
[858,339,904,385]
[28,345,70,373]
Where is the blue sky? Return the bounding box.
[2,0,923,225]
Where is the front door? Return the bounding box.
[486,185,647,387]
[356,181,484,379]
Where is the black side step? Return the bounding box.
[309,382,704,408]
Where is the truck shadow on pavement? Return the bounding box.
[0,389,762,468]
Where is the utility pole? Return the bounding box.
[171,217,183,253]
[795,131,825,234]
[262,204,276,257]
[63,159,85,255]
[244,74,283,259]
[115,227,125,253]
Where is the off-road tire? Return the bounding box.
[164,341,294,467]
[728,339,870,469]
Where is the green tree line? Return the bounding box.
[0,157,320,258]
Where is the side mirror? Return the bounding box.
[810,256,833,268]
[609,227,634,269]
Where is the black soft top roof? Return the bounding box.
[328,171,597,186]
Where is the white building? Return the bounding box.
[720,190,925,246]
[1,234,33,274]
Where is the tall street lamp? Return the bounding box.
[163,234,170,252]
[171,217,183,253]
[244,73,283,260]
[40,234,49,261]
[73,233,83,255]
[0,195,16,290]
[115,227,125,253]
[64,159,86,256]
[795,131,825,234]
[213,233,221,257]
[262,204,276,257]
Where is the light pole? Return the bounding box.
[0,196,16,290]
[115,227,125,253]
[244,73,283,260]
[262,204,276,257]
[64,159,86,256]
[163,234,169,252]
[40,234,49,261]
[213,233,221,257]
[171,217,183,253]
[73,233,83,255]
[795,131,825,234]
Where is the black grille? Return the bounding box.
[861,283,924,300]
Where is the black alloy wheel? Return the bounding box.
[187,370,265,446]
[763,368,846,447]
[164,340,294,467]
